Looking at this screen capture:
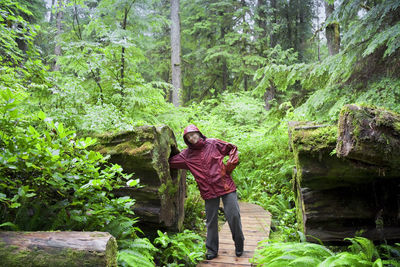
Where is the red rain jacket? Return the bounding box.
[169,125,239,200]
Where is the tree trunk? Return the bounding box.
[119,2,135,96]
[264,83,276,111]
[270,0,277,47]
[285,2,292,49]
[53,0,64,71]
[0,231,117,267]
[324,2,340,55]
[337,104,400,170]
[93,125,186,231]
[221,23,227,91]
[49,0,56,23]
[170,0,181,107]
[256,0,267,50]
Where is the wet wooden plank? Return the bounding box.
[197,202,271,267]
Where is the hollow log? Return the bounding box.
[93,125,185,230]
[337,104,400,171]
[289,123,389,190]
[0,231,117,267]
[295,179,400,243]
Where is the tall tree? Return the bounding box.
[53,0,64,71]
[324,1,340,55]
[171,0,181,107]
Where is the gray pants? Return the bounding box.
[204,191,244,255]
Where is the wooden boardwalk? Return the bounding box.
[197,202,271,267]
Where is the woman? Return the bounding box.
[169,124,244,260]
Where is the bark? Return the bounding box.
[170,0,181,107]
[221,25,227,91]
[337,104,400,170]
[49,0,56,23]
[270,0,277,47]
[93,125,185,230]
[53,0,64,71]
[119,2,135,96]
[256,0,267,49]
[324,2,340,55]
[289,122,399,191]
[264,83,276,111]
[286,2,292,48]
[290,117,400,244]
[0,231,117,267]
[296,180,400,243]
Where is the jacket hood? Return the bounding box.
[183,124,206,147]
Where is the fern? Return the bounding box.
[154,229,205,266]
[117,238,157,267]
[251,237,392,266]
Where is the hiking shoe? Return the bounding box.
[206,253,218,260]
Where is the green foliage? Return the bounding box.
[118,237,158,267]
[0,89,139,232]
[183,174,205,232]
[154,229,205,266]
[251,237,399,267]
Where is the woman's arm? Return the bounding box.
[169,151,189,169]
[215,139,239,174]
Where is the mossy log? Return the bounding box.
[0,231,117,267]
[93,125,185,230]
[337,104,400,172]
[289,122,387,190]
[295,177,400,243]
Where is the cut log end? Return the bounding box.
[0,231,117,267]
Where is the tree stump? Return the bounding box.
[0,231,117,267]
[93,125,185,230]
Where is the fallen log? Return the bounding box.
[93,125,185,230]
[337,104,400,171]
[295,177,400,243]
[289,123,386,190]
[0,231,117,267]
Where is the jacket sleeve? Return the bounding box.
[215,139,239,174]
[169,151,189,170]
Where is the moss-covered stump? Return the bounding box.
[337,104,400,172]
[93,125,185,230]
[0,231,117,267]
[296,179,400,243]
[289,122,383,190]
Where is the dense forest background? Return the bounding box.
[1,0,400,266]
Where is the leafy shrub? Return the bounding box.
[183,174,206,232]
[0,89,138,232]
[154,229,206,266]
[251,237,400,267]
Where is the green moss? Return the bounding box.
[158,179,178,197]
[394,122,400,133]
[291,125,337,154]
[0,239,117,267]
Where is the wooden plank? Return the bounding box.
[201,255,252,265]
[197,202,271,267]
